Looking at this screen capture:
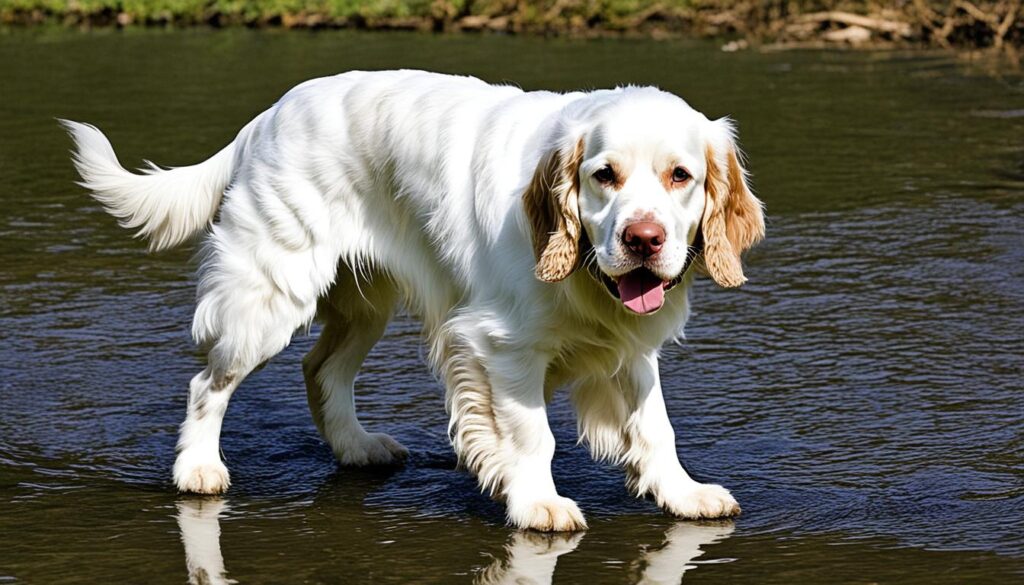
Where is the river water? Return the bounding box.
[1,29,1022,584]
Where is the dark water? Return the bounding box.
[2,28,1023,584]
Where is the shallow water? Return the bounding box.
[1,28,1023,584]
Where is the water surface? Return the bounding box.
[1,29,1023,584]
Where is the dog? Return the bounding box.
[62,69,764,531]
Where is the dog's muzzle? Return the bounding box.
[592,227,703,315]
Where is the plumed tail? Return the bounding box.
[59,119,239,252]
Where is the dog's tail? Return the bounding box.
[59,119,244,252]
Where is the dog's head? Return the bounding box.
[524,88,764,315]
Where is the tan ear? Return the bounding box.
[523,138,585,282]
[702,141,765,288]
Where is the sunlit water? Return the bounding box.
[1,29,1022,584]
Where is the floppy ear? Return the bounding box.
[523,138,585,282]
[701,123,765,288]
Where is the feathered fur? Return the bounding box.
[63,70,763,531]
[60,118,255,251]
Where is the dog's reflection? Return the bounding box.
[175,498,732,585]
[475,522,734,585]
[176,498,235,585]
[631,522,735,585]
[476,531,585,585]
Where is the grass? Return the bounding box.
[0,1,684,27]
[0,1,1020,50]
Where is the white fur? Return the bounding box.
[64,70,750,530]
[58,119,250,252]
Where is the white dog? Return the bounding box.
[62,69,764,532]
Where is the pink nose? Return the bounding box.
[622,222,665,258]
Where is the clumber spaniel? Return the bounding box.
[62,69,764,531]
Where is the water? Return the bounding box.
[1,28,1023,584]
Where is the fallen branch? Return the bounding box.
[954,0,1000,26]
[797,10,913,37]
[994,0,1022,48]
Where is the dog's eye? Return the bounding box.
[593,166,615,184]
[672,167,691,183]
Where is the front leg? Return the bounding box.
[434,325,586,532]
[573,350,740,519]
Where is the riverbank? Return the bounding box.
[1,1,1021,52]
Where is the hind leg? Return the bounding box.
[303,270,408,466]
[174,366,240,494]
[175,291,320,493]
[175,194,336,493]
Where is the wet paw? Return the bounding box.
[175,461,231,495]
[335,432,409,466]
[659,483,741,519]
[507,496,588,532]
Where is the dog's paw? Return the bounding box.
[507,496,588,532]
[174,461,231,495]
[659,483,741,519]
[334,432,409,466]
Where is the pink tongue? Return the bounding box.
[617,269,666,314]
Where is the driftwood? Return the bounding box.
[993,0,1022,48]
[822,24,874,44]
[798,10,913,37]
[767,1,1022,49]
[911,0,1022,48]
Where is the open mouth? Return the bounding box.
[598,267,683,315]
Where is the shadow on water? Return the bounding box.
[1,27,1023,584]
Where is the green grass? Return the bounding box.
[1,0,441,21]
[0,1,1020,50]
[0,0,687,25]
